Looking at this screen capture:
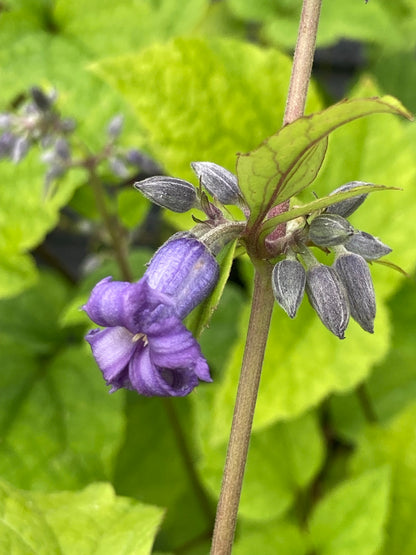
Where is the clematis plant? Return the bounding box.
[81,0,412,553]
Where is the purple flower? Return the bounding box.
[84,235,219,396]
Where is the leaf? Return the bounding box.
[308,467,391,555]
[0,479,164,555]
[93,37,322,186]
[351,403,416,555]
[234,517,307,555]
[0,343,125,491]
[197,411,325,521]
[227,0,416,51]
[186,238,238,338]
[236,96,412,226]
[260,184,396,240]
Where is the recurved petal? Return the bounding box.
[85,326,135,391]
[128,346,199,397]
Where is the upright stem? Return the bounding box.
[89,170,133,282]
[210,1,322,553]
[210,264,274,554]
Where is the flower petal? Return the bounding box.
[83,277,133,327]
[85,326,135,391]
[147,316,212,382]
[128,346,199,397]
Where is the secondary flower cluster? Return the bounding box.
[271,182,392,338]
[0,86,161,194]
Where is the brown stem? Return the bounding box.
[210,263,274,554]
[88,170,133,282]
[284,0,322,125]
[210,1,322,553]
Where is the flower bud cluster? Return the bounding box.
[271,182,392,338]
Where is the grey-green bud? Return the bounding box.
[191,161,242,205]
[326,181,371,217]
[134,176,197,213]
[345,231,392,261]
[272,258,306,318]
[334,253,376,333]
[308,214,354,247]
[306,264,350,339]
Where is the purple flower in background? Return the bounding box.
[84,235,219,396]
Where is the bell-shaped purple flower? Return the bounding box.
[84,235,219,397]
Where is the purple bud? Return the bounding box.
[107,114,124,138]
[125,149,163,174]
[12,136,30,163]
[0,114,11,129]
[59,118,77,133]
[191,161,242,205]
[308,213,354,247]
[345,231,391,260]
[109,157,130,179]
[306,264,350,339]
[54,138,71,161]
[134,176,197,213]
[30,87,52,111]
[272,258,306,318]
[334,253,376,333]
[0,132,17,158]
[326,181,371,217]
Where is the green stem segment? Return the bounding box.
[210,264,275,554]
[210,0,322,553]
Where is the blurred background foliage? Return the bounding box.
[1,0,416,553]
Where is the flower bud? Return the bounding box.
[107,114,124,138]
[134,176,197,213]
[308,214,354,247]
[306,264,350,339]
[125,149,163,174]
[109,156,129,179]
[191,161,242,205]
[30,87,53,111]
[272,258,306,318]
[344,231,391,261]
[334,253,376,333]
[12,136,29,163]
[326,181,371,217]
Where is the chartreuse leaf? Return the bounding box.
[0,480,164,555]
[308,467,390,555]
[351,403,416,555]
[92,37,322,198]
[329,273,416,443]
[236,96,411,226]
[197,410,324,521]
[234,517,307,555]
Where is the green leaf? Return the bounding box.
[308,467,391,555]
[0,343,125,490]
[0,479,164,555]
[351,403,416,555]
[227,0,416,51]
[236,96,411,226]
[54,0,209,57]
[260,184,396,240]
[234,517,307,555]
[186,239,238,338]
[93,37,322,188]
[197,411,325,521]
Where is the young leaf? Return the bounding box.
[308,467,390,555]
[237,96,412,227]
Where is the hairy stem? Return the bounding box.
[210,1,322,553]
[284,0,322,125]
[89,170,133,282]
[210,264,274,554]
